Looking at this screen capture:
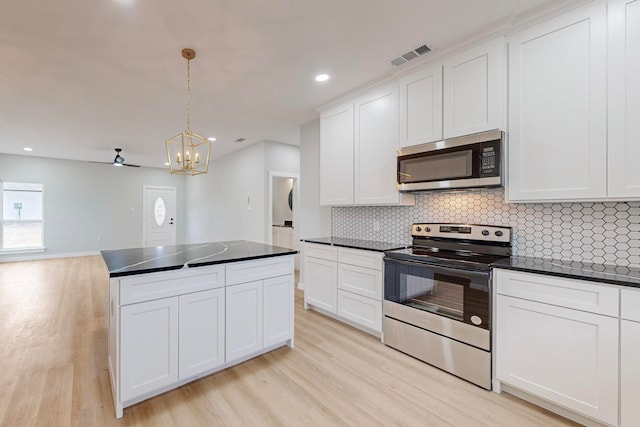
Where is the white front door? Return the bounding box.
[143,186,176,247]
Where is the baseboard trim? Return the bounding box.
[0,251,100,263]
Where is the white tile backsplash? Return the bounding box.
[332,188,640,267]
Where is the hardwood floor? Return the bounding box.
[0,256,579,426]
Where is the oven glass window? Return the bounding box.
[385,261,490,329]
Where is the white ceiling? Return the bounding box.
[0,0,552,168]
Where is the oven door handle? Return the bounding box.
[383,257,491,281]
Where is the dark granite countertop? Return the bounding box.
[301,237,408,252]
[492,256,640,288]
[101,240,297,278]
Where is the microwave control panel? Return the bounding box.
[479,143,499,176]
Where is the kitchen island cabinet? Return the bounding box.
[101,241,296,419]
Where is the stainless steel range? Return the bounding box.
[383,223,512,389]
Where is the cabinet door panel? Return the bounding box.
[507,3,607,201]
[179,288,225,380]
[337,263,382,300]
[496,295,618,426]
[354,85,400,205]
[121,297,179,402]
[320,103,354,205]
[621,319,640,427]
[337,290,382,333]
[443,37,504,138]
[263,275,294,347]
[226,281,263,363]
[608,0,640,197]
[399,65,443,147]
[303,256,337,313]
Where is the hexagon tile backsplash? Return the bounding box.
[332,188,640,268]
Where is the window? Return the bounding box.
[1,182,44,250]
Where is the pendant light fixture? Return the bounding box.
[166,48,211,175]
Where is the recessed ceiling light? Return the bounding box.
[315,73,330,82]
[164,162,170,166]
[23,147,33,152]
[207,137,216,142]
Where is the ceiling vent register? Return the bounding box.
[390,44,432,67]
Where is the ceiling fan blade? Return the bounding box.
[123,163,141,168]
[89,161,117,165]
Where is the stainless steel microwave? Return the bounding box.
[397,129,503,192]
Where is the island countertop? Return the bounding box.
[101,240,297,278]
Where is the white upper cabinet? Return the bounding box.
[398,64,443,148]
[320,102,354,205]
[319,86,414,206]
[443,37,505,139]
[608,0,640,198]
[354,84,402,205]
[507,2,608,202]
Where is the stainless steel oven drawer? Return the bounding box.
[383,316,491,389]
[383,300,490,351]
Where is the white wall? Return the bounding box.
[0,154,186,259]
[184,141,300,244]
[299,119,331,238]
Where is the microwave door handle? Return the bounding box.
[384,257,490,281]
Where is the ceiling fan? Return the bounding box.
[90,148,141,167]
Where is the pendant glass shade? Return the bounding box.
[165,48,211,176]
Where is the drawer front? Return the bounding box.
[622,288,640,322]
[337,290,382,332]
[338,247,383,270]
[494,269,619,316]
[120,266,225,306]
[226,256,294,285]
[303,243,338,261]
[337,263,382,299]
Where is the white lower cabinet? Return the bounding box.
[121,296,179,402]
[109,256,295,418]
[495,269,620,426]
[263,275,294,348]
[621,320,640,427]
[302,243,383,335]
[178,288,225,380]
[303,253,338,313]
[337,290,382,332]
[226,281,263,363]
[621,288,640,427]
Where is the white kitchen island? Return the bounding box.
[101,240,296,419]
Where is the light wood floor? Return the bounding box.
[0,256,579,427]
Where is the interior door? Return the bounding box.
[143,186,176,247]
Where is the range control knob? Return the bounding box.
[415,226,422,232]
[425,227,431,233]
[495,230,504,237]
[481,230,490,236]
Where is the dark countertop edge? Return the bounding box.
[492,261,640,289]
[109,265,185,278]
[187,250,298,268]
[108,250,298,278]
[300,238,407,252]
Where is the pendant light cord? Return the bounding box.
[186,58,191,131]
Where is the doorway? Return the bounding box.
[143,186,177,247]
[267,171,299,268]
